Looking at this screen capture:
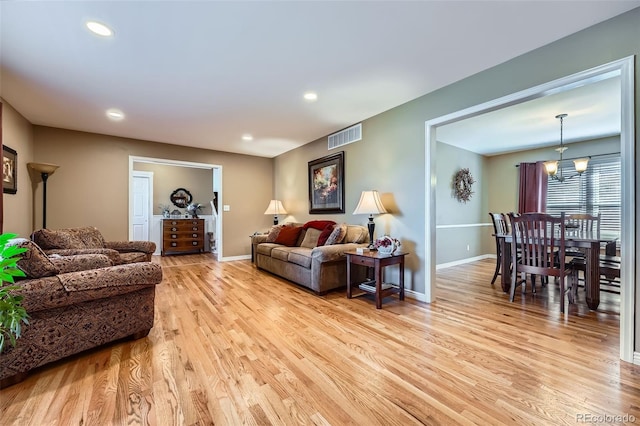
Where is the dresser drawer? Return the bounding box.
[162,218,205,256]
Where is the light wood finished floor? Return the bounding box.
[1,255,638,425]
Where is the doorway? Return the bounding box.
[424,57,635,362]
[128,156,223,260]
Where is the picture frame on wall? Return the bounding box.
[308,151,345,214]
[3,145,17,194]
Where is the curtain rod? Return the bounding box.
[514,151,620,167]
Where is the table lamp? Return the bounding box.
[264,200,287,225]
[353,190,387,249]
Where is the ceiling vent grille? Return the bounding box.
[328,123,362,150]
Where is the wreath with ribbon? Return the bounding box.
[453,168,475,203]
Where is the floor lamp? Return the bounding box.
[28,162,60,229]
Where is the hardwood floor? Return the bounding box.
[1,255,638,425]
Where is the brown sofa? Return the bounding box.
[31,226,156,264]
[0,238,163,388]
[252,222,369,294]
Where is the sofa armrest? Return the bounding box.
[14,263,163,313]
[49,254,113,273]
[311,243,368,263]
[251,234,268,245]
[105,240,156,254]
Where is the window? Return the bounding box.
[546,154,621,234]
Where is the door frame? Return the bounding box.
[128,155,223,261]
[424,56,635,362]
[130,170,153,241]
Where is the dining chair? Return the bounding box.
[564,212,601,259]
[489,212,509,285]
[508,212,575,313]
[570,238,621,295]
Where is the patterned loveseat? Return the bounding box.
[251,221,369,294]
[31,226,156,265]
[0,239,163,388]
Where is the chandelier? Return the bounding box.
[543,113,589,182]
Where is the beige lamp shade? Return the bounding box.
[28,162,60,175]
[544,160,558,176]
[573,158,589,173]
[264,200,287,225]
[353,190,387,215]
[264,200,287,215]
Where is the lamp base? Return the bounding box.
[367,217,375,249]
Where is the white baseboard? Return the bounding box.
[633,351,640,365]
[404,288,427,303]
[220,254,251,262]
[436,254,494,270]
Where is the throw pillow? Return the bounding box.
[274,226,303,247]
[300,228,322,248]
[325,223,347,245]
[317,224,335,246]
[7,238,60,278]
[265,225,283,243]
[303,220,336,231]
[344,225,368,244]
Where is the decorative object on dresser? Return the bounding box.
[162,218,205,256]
[264,200,287,225]
[353,190,387,249]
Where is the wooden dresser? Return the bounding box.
[162,218,205,256]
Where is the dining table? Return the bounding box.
[495,229,619,311]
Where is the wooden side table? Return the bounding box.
[346,250,407,309]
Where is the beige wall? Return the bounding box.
[1,99,35,237]
[134,162,215,215]
[32,126,273,257]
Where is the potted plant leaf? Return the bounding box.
[0,233,29,353]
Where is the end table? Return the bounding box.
[345,250,407,309]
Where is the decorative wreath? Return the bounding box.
[453,168,475,203]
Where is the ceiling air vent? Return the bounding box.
[328,123,362,150]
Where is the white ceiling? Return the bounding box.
[1,1,638,158]
[438,73,622,155]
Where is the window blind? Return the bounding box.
[546,154,621,234]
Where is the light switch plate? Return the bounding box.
[223,205,230,211]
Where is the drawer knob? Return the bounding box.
[192,241,198,246]
[171,235,177,239]
[192,227,198,231]
[171,221,177,225]
[171,227,177,231]
[171,242,177,247]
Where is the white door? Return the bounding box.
[131,172,152,240]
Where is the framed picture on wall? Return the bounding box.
[308,151,345,214]
[3,145,17,194]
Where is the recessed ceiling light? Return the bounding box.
[242,134,254,141]
[303,92,318,102]
[86,21,114,37]
[106,109,125,120]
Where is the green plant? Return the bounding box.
[0,233,29,353]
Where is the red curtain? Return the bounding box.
[0,102,3,233]
[518,161,548,213]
